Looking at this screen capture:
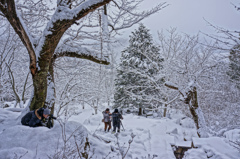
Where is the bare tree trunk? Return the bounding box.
[163,103,167,117]
[188,87,199,129]
[138,107,142,116]
[22,72,30,105]
[188,87,208,137]
[6,63,21,107]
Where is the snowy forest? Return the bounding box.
[0,0,239,159]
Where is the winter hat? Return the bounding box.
[43,108,50,115]
[114,109,118,113]
[106,108,110,111]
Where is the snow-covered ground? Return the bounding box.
[0,104,239,159]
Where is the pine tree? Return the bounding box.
[114,24,163,115]
[228,44,240,89]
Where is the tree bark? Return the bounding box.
[29,58,56,112]
[30,65,49,110]
[163,103,167,117]
[188,87,199,129]
[138,107,142,115]
[188,87,208,137]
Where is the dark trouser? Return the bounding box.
[113,122,120,132]
[21,121,28,126]
[104,122,111,131]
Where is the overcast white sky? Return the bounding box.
[121,0,240,39]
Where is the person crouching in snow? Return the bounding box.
[102,108,112,132]
[112,109,123,133]
[21,107,50,127]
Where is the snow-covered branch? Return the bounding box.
[200,19,240,51]
[108,1,168,32]
[54,45,110,65]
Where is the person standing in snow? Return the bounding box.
[112,109,123,133]
[21,107,50,127]
[102,108,112,132]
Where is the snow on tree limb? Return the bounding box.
[35,0,111,53]
[54,45,110,65]
[56,0,112,21]
[31,0,112,72]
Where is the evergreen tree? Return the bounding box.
[228,44,240,89]
[114,24,163,115]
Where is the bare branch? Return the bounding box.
[22,71,30,102]
[164,82,179,90]
[5,62,21,103]
[108,1,168,32]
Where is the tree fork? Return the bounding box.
[1,0,113,112]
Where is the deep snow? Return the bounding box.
[0,104,239,159]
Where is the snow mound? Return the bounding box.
[0,108,92,158]
[1,107,239,159]
[224,129,240,142]
[184,137,240,159]
[0,120,89,158]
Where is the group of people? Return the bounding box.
[102,108,123,133]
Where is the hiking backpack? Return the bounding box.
[112,113,120,123]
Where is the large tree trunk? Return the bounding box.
[0,0,111,113]
[29,57,55,113]
[30,71,48,110]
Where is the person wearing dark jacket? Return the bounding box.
[102,108,112,132]
[112,109,123,133]
[21,107,50,127]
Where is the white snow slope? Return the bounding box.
[0,105,239,159]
